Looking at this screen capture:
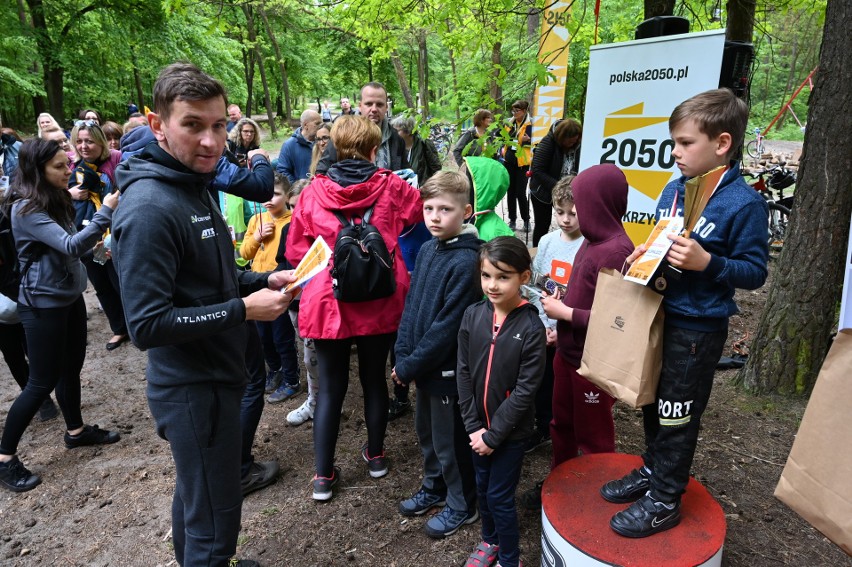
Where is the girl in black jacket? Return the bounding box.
[458,237,545,567]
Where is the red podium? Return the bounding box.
[541,453,726,567]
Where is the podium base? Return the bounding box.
[541,453,725,567]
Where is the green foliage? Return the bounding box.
[0,0,827,143]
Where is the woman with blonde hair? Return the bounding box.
[69,120,128,351]
[227,118,262,167]
[36,113,62,139]
[286,115,423,501]
[308,123,331,178]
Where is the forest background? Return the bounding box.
[2,0,849,398]
[0,0,824,143]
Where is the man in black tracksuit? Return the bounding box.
[113,63,293,567]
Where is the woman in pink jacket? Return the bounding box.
[286,116,423,501]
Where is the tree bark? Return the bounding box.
[739,0,852,395]
[490,42,503,108]
[416,29,429,118]
[131,49,145,111]
[242,5,275,135]
[258,4,291,122]
[644,0,675,18]
[726,0,756,42]
[244,47,254,117]
[390,52,414,109]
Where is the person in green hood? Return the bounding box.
[462,156,514,241]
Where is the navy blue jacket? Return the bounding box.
[655,162,768,330]
[394,226,483,396]
[276,128,312,183]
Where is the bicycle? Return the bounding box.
[742,163,796,247]
[428,123,455,158]
[745,126,766,160]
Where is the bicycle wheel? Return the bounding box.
[746,140,759,159]
[767,202,791,247]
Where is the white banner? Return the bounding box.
[841,213,852,330]
[580,30,726,244]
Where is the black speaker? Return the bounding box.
[634,16,689,40]
[719,41,754,98]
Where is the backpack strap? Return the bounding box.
[334,204,376,227]
[332,210,351,228]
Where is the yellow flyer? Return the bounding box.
[624,217,684,285]
[283,235,331,293]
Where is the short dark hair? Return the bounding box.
[479,236,531,274]
[669,88,748,160]
[153,63,228,122]
[511,100,529,111]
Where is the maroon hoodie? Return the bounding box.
[556,164,634,366]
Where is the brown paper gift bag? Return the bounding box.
[774,329,852,555]
[578,268,664,409]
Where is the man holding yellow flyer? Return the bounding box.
[601,88,769,539]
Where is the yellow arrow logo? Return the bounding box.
[604,103,669,137]
[623,169,677,200]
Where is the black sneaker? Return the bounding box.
[312,466,340,501]
[0,456,41,493]
[523,431,551,454]
[241,460,280,497]
[519,480,544,510]
[38,398,59,422]
[507,220,516,230]
[387,398,411,421]
[398,488,446,517]
[600,467,651,503]
[361,444,388,478]
[610,493,681,538]
[523,221,531,232]
[64,424,121,449]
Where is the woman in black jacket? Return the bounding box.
[529,118,582,246]
[0,139,121,493]
[452,109,495,167]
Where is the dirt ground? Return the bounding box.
[2,147,851,566]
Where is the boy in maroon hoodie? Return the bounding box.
[541,163,633,468]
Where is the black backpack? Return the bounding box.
[0,195,38,301]
[330,205,396,302]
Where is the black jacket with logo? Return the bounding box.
[113,144,270,388]
[457,300,545,449]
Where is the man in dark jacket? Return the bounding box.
[113,63,293,567]
[316,82,408,174]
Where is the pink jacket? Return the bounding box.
[286,168,423,339]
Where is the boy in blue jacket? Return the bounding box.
[392,170,484,538]
[601,88,769,538]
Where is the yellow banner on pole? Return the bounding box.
[532,2,572,144]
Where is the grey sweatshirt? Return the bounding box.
[12,200,113,308]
